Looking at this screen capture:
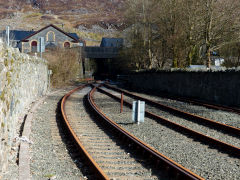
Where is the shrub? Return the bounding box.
[44,47,81,87]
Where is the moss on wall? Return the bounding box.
[0,39,49,174]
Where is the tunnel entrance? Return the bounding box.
[83,58,116,80]
[95,59,114,80]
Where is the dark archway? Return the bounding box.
[31,41,37,52]
[64,42,70,48]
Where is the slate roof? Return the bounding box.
[0,30,35,41]
[21,24,80,42]
[100,38,123,47]
[0,24,80,42]
[68,33,80,41]
[11,30,36,41]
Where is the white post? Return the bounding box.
[137,100,141,125]
[132,100,145,124]
[37,37,45,58]
[6,26,9,46]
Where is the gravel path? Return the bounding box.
[1,111,28,180]
[100,87,240,148]
[29,88,86,180]
[93,90,240,180]
[116,86,240,129]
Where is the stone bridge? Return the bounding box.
[84,47,120,59]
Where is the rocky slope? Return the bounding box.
[0,0,126,45]
[0,0,126,29]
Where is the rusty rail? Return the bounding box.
[104,84,240,137]
[153,91,240,115]
[105,83,240,114]
[89,85,204,180]
[170,96,240,115]
[61,84,109,180]
[97,86,240,157]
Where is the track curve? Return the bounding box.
[61,84,109,180]
[103,84,240,137]
[98,85,240,157]
[61,84,204,180]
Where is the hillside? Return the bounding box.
[0,0,126,45]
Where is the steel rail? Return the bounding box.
[168,96,240,115]
[148,91,240,115]
[104,84,240,137]
[61,84,109,180]
[97,86,240,157]
[89,85,204,180]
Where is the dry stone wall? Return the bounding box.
[0,39,48,174]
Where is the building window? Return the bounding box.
[47,31,55,42]
[31,41,37,52]
[64,42,70,48]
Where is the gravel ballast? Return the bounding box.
[93,89,240,180]
[100,87,240,148]
[29,88,85,180]
[119,86,240,129]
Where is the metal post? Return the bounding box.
[40,39,42,58]
[120,93,123,113]
[6,26,9,46]
[137,100,141,125]
[48,71,50,90]
[37,37,45,58]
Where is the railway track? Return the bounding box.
[155,91,240,115]
[98,85,240,157]
[93,85,240,179]
[104,84,240,136]
[61,84,203,180]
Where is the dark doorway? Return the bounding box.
[31,41,37,52]
[64,42,70,48]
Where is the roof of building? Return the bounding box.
[11,30,35,41]
[0,30,35,41]
[0,24,81,43]
[21,24,80,42]
[68,33,80,41]
[100,37,123,47]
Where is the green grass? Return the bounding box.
[44,174,55,178]
[24,12,42,19]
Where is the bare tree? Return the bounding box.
[197,0,240,67]
[123,0,240,69]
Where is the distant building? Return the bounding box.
[0,24,84,53]
[188,65,207,69]
[100,38,123,48]
[212,58,224,66]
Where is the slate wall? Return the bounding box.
[0,39,48,173]
[22,26,79,53]
[126,70,240,106]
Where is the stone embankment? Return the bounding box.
[0,39,48,175]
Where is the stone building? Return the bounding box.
[0,24,84,53]
[100,37,123,47]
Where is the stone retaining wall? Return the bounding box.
[126,70,240,106]
[0,39,48,174]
